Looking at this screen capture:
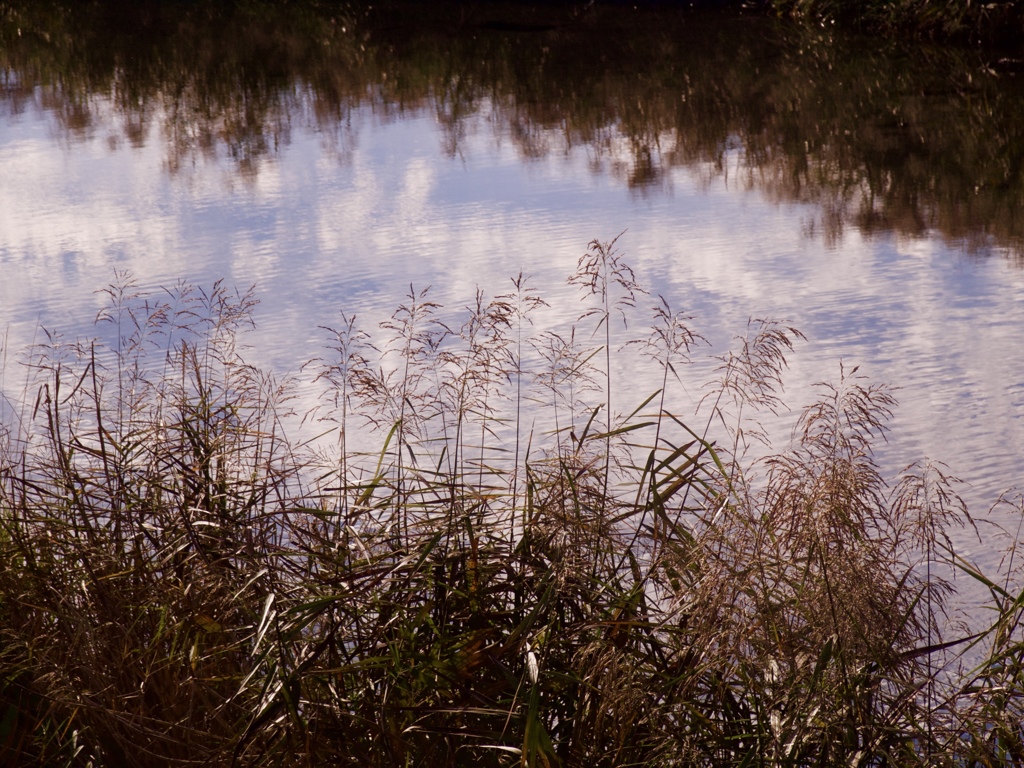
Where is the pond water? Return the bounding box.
[2,1,1024,575]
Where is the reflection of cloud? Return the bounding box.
[3,93,1024,580]
[894,235,937,260]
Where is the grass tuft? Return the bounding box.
[1,242,1023,766]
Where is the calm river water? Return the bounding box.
[2,2,1024,576]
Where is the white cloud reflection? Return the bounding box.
[2,95,1024,576]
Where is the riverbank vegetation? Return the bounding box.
[2,239,1023,765]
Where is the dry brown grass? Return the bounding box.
[1,242,1023,766]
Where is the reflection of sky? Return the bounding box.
[3,93,1024,576]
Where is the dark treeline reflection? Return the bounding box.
[3,0,1023,255]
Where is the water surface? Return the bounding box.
[2,1,1024,572]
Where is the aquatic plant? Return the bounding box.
[1,240,1023,766]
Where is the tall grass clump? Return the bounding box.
[2,240,1024,766]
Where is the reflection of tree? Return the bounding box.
[1,1,372,179]
[2,0,1022,255]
